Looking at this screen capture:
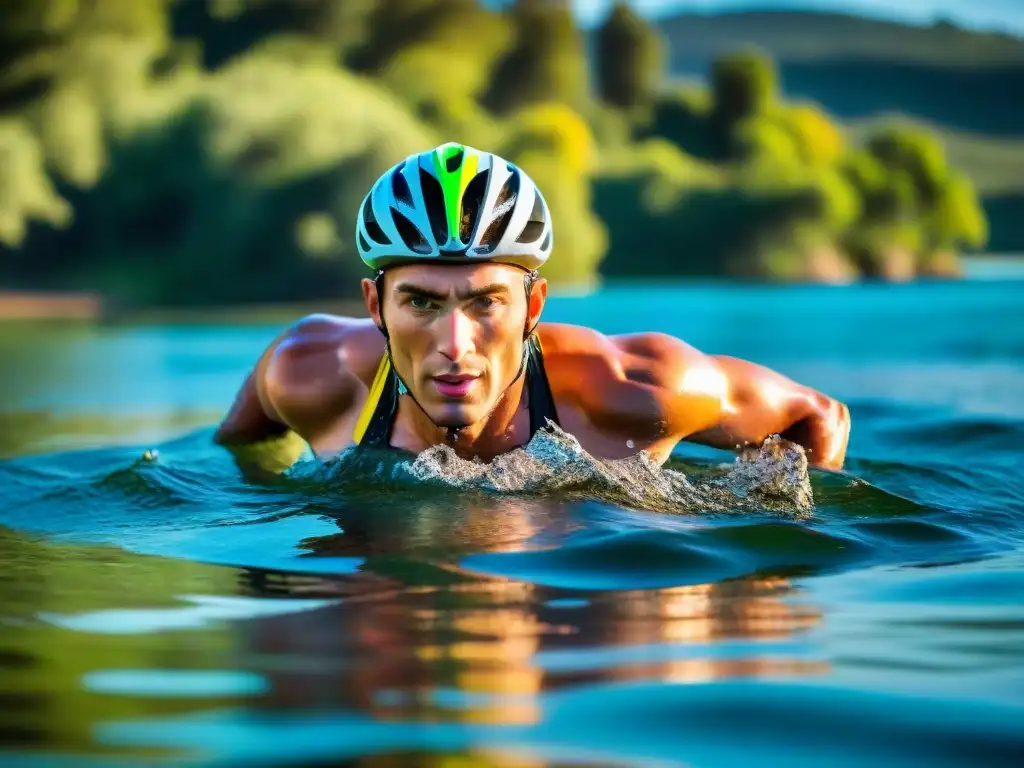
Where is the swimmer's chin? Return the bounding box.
[422,404,483,430]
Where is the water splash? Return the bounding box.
[331,423,815,515]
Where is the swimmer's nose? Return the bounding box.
[436,308,474,363]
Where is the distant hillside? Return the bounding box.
[657,11,1024,136]
[657,10,1024,67]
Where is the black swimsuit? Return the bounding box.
[351,334,560,449]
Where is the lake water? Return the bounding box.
[1,280,1023,767]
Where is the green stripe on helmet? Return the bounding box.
[431,143,479,246]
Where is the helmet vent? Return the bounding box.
[358,232,370,251]
[419,166,449,245]
[391,163,413,208]
[477,171,520,253]
[445,149,464,173]
[540,230,552,252]
[460,170,489,243]
[362,198,391,245]
[516,221,544,244]
[515,193,546,243]
[392,208,432,254]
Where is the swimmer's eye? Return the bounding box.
[472,296,499,312]
[408,296,438,311]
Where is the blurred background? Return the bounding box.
[2,0,1022,318]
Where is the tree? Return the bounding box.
[595,2,665,110]
[865,126,948,210]
[483,1,588,116]
[501,104,606,286]
[639,86,720,161]
[711,48,778,129]
[172,0,378,69]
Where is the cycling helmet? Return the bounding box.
[356,142,553,272]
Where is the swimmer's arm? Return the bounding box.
[557,329,728,448]
[683,355,851,471]
[214,332,312,476]
[214,315,361,447]
[547,325,850,470]
[214,336,291,446]
[586,331,849,470]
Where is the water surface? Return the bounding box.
[1,280,1023,767]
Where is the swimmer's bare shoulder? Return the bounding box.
[537,323,850,470]
[538,323,726,445]
[214,314,386,447]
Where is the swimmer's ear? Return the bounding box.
[525,275,547,337]
[362,275,389,338]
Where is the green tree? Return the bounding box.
[0,0,177,250]
[838,124,987,277]
[595,1,665,110]
[865,126,948,211]
[483,0,589,116]
[37,47,437,305]
[372,1,512,145]
[711,48,778,130]
[502,104,607,287]
[639,85,721,161]
[0,118,72,248]
[929,170,988,252]
[0,0,172,112]
[346,0,508,77]
[172,0,378,69]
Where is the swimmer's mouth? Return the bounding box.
[432,373,479,397]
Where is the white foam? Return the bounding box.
[402,423,813,515]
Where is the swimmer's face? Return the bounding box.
[363,262,546,430]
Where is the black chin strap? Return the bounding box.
[373,268,539,442]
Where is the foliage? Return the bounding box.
[0,118,72,247]
[638,84,720,161]
[0,0,995,304]
[483,1,589,117]
[502,103,607,287]
[710,48,778,129]
[595,1,666,111]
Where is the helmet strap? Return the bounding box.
[523,269,539,339]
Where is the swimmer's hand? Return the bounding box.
[689,355,851,471]
[217,430,307,478]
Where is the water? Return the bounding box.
[1,280,1023,767]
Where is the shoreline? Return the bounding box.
[2,256,1021,324]
[0,291,105,322]
[0,292,368,325]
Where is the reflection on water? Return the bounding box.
[0,524,824,762]
[0,528,238,758]
[2,282,1024,766]
[233,568,824,727]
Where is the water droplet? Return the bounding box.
[626,439,635,449]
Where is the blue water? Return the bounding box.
[1,280,1023,767]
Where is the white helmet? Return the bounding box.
[356,142,553,272]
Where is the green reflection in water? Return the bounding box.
[0,527,242,759]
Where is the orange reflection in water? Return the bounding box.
[235,495,827,728]
[237,571,825,727]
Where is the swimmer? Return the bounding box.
[216,143,850,470]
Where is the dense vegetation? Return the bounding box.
[0,0,994,307]
[656,9,1024,253]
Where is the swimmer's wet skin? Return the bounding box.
[214,142,851,471]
